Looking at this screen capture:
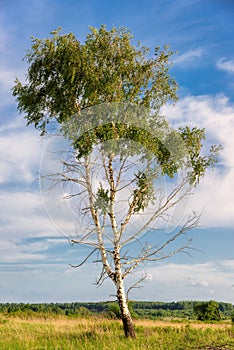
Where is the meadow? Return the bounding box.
[0,314,233,350]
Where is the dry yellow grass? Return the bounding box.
[0,315,233,349]
[12,314,231,330]
[134,319,232,329]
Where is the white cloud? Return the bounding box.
[219,260,234,269]
[0,67,21,94]
[216,58,234,74]
[0,190,53,237]
[138,260,234,302]
[162,94,234,227]
[190,279,209,287]
[0,188,74,266]
[0,189,76,244]
[0,116,84,272]
[173,47,204,65]
[0,118,41,184]
[0,239,46,263]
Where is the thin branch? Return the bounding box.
[69,247,98,268]
[115,155,129,190]
[126,273,149,301]
[121,177,192,246]
[95,267,110,287]
[122,212,199,278]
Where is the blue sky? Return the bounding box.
[0,0,234,303]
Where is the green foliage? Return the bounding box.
[77,306,91,317]
[193,300,221,322]
[179,127,222,184]
[1,301,233,320]
[13,26,177,135]
[106,302,121,319]
[12,25,221,195]
[133,170,156,212]
[94,184,110,215]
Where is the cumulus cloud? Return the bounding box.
[216,58,234,74]
[162,94,234,227]
[190,279,209,287]
[0,116,85,271]
[141,260,234,302]
[0,120,42,185]
[0,189,74,268]
[176,276,209,288]
[0,190,55,239]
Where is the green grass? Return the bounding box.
[0,315,233,350]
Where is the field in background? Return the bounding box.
[0,314,233,350]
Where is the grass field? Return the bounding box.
[0,314,233,350]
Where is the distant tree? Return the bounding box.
[78,306,91,317]
[193,300,221,322]
[13,26,221,338]
[107,302,121,319]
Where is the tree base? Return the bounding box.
[122,314,136,338]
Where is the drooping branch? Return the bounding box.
[69,247,98,268]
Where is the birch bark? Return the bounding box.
[114,245,136,338]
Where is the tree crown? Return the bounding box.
[13,26,178,135]
[13,26,221,187]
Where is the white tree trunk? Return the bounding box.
[114,245,136,338]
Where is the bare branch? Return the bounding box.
[69,248,98,268]
[122,212,199,278]
[126,273,149,301]
[95,267,106,286]
[121,177,193,246]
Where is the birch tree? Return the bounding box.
[13,26,221,338]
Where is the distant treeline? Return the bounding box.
[0,301,233,320]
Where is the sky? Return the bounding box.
[0,0,234,304]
